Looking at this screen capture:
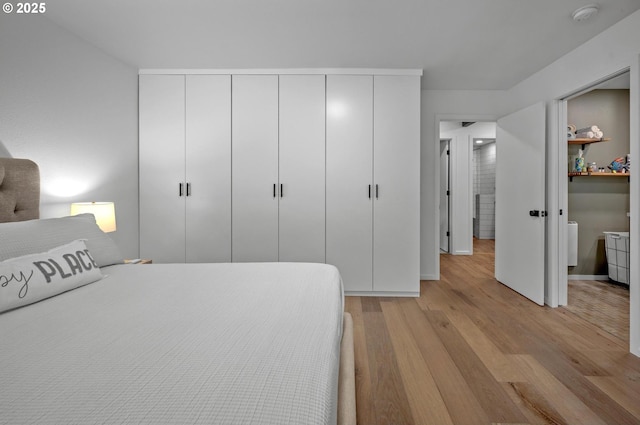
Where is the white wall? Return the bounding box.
[0,14,139,258]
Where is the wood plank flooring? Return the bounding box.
[344,239,640,425]
[566,280,629,341]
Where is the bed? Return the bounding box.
[0,157,355,425]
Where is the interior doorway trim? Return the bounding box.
[434,114,499,280]
[554,65,638,357]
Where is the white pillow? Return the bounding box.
[0,240,104,313]
[0,214,124,267]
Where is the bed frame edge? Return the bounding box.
[338,312,356,425]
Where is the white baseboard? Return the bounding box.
[421,274,439,281]
[568,274,609,281]
[345,291,420,298]
[452,250,473,256]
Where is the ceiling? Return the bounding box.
[44,0,640,90]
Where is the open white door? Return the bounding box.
[495,102,546,305]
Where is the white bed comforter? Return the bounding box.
[0,262,344,425]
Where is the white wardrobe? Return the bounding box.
[139,70,420,296]
[231,75,326,263]
[139,74,231,264]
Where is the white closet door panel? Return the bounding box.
[185,75,231,263]
[139,75,186,263]
[279,75,326,263]
[373,75,420,293]
[326,75,373,292]
[232,75,279,262]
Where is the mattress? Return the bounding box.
[0,262,344,425]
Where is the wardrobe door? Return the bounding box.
[326,75,374,292]
[278,75,326,263]
[185,75,231,263]
[139,75,186,263]
[232,75,279,262]
[373,75,420,293]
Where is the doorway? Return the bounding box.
[438,121,497,256]
[563,72,631,341]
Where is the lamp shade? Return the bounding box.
[70,202,117,232]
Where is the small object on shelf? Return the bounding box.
[573,149,585,172]
[608,156,628,172]
[588,162,597,172]
[626,154,631,171]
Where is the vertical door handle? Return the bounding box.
[273,183,276,198]
[179,182,184,197]
[375,184,379,199]
[280,183,283,198]
[368,185,371,199]
[186,182,191,197]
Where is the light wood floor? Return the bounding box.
[566,280,630,341]
[344,239,640,425]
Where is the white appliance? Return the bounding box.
[567,221,578,266]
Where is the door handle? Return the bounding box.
[375,184,379,199]
[179,182,184,197]
[529,210,548,217]
[368,185,371,199]
[280,183,283,198]
[186,182,191,197]
[273,183,276,198]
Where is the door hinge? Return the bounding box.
[447,150,450,155]
[559,209,563,216]
[446,190,450,196]
[446,231,450,236]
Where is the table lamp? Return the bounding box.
[70,202,117,232]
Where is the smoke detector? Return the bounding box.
[572,5,599,22]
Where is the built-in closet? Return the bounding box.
[326,75,420,294]
[139,75,231,264]
[231,74,326,263]
[138,70,421,296]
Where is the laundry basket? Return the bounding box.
[603,232,630,285]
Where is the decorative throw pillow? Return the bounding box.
[0,240,104,313]
[0,213,124,267]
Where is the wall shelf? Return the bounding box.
[568,137,610,150]
[568,171,629,182]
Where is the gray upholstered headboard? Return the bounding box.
[0,158,40,222]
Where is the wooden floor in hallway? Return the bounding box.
[344,239,640,425]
